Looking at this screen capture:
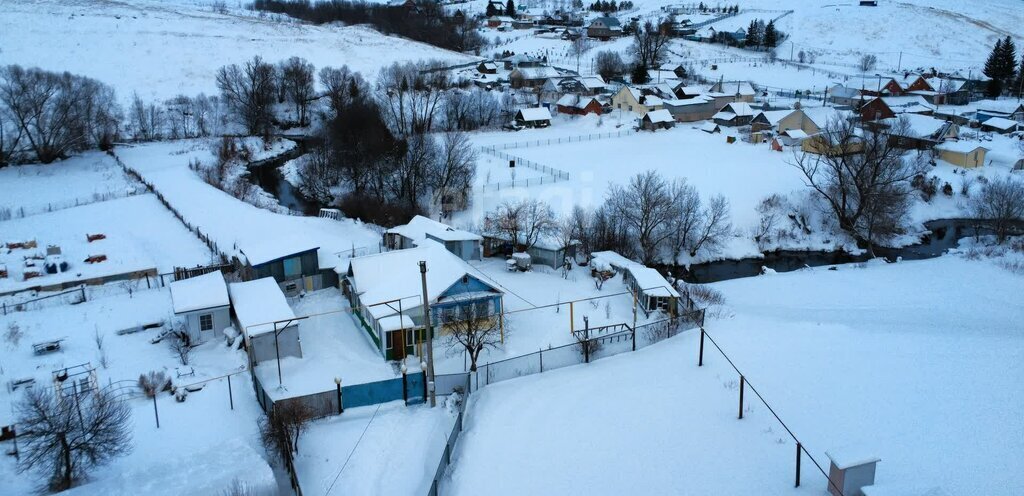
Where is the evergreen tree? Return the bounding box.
[763,20,778,48]
[486,2,497,17]
[746,19,761,48]
[1015,53,1024,98]
[983,38,1004,96]
[505,0,515,16]
[999,36,1018,88]
[631,64,649,84]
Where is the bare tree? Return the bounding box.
[791,117,926,248]
[970,176,1024,242]
[595,50,626,81]
[483,199,557,251]
[667,179,702,260]
[259,400,314,462]
[521,199,559,250]
[216,56,277,135]
[296,143,337,204]
[138,370,170,397]
[630,19,671,69]
[442,301,503,372]
[168,329,193,366]
[278,57,315,126]
[569,37,588,73]
[689,194,732,256]
[376,61,451,136]
[429,131,477,216]
[858,54,878,73]
[15,387,132,491]
[607,170,677,264]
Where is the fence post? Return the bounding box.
[228,374,234,410]
[539,349,544,372]
[738,375,745,419]
[422,370,428,400]
[81,287,87,303]
[795,442,802,487]
[336,378,344,414]
[631,325,636,351]
[402,368,408,405]
[699,327,705,366]
[152,395,160,428]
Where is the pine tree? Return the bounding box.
[1015,54,1024,98]
[505,0,515,17]
[763,20,778,48]
[999,36,1018,88]
[983,38,1004,96]
[746,19,761,48]
[486,2,497,17]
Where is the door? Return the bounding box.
[387,331,406,361]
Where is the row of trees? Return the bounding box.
[482,171,733,266]
[486,0,515,17]
[698,3,740,14]
[0,66,120,165]
[252,0,486,53]
[982,35,1024,97]
[588,0,634,13]
[744,18,780,49]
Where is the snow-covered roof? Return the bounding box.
[981,116,1018,131]
[228,277,297,337]
[722,102,754,117]
[782,129,809,139]
[700,121,720,133]
[711,81,755,96]
[590,251,636,272]
[640,94,664,107]
[935,141,988,154]
[518,107,552,122]
[800,107,846,129]
[976,100,1024,114]
[884,114,951,137]
[662,96,712,107]
[926,78,966,93]
[345,241,500,319]
[387,215,481,243]
[713,111,736,121]
[825,447,881,470]
[626,265,680,298]
[579,76,609,90]
[644,109,674,124]
[829,85,861,99]
[170,271,229,314]
[479,62,498,70]
[378,314,416,332]
[239,239,319,268]
[557,94,599,110]
[879,96,936,112]
[514,65,560,80]
[675,85,705,96]
[754,109,793,126]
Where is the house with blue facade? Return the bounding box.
[238,239,335,296]
[340,241,504,361]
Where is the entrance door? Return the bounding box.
[388,331,407,361]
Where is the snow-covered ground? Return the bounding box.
[445,254,1024,496]
[295,399,459,496]
[0,193,215,294]
[114,139,381,270]
[0,0,476,104]
[0,152,142,220]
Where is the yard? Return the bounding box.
[0,151,141,219]
[443,255,1024,496]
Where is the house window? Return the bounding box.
[385,330,393,350]
[199,313,213,332]
[283,256,302,279]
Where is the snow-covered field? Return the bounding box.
[445,255,1024,496]
[0,193,215,294]
[0,0,475,103]
[0,152,142,219]
[114,139,381,269]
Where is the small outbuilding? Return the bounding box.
[170,271,231,345]
[229,277,302,365]
[826,448,880,496]
[979,116,1019,134]
[384,215,482,261]
[640,109,676,131]
[623,265,680,315]
[477,61,498,74]
[934,141,988,168]
[515,107,553,128]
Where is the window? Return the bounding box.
[385,330,393,350]
[199,313,213,332]
[283,256,302,279]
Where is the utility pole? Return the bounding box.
[418,261,436,407]
[789,41,794,62]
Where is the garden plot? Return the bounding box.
[445,255,1024,496]
[295,399,459,496]
[0,194,214,295]
[253,289,397,401]
[0,152,141,220]
[115,140,381,270]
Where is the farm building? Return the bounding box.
[169,270,231,345]
[477,61,498,74]
[342,241,504,361]
[882,114,959,149]
[975,101,1024,123]
[979,117,1019,134]
[662,96,716,122]
[623,265,680,316]
[556,94,603,116]
[229,277,302,365]
[713,102,756,127]
[860,96,935,122]
[482,232,577,269]
[709,81,756,102]
[828,85,861,107]
[934,142,988,168]
[640,109,675,131]
[384,215,481,261]
[515,107,552,128]
[238,241,329,296]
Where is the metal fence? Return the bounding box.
[253,371,430,419]
[425,373,471,496]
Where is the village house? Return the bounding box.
[640,109,675,131]
[934,141,988,168]
[342,241,504,360]
[482,233,577,269]
[611,86,664,117]
[828,85,862,107]
[510,65,561,89]
[750,109,794,133]
[169,270,231,345]
[486,15,514,28]
[556,94,604,116]
[587,16,622,40]
[713,102,756,127]
[881,114,959,149]
[923,78,971,105]
[975,101,1024,124]
[515,107,553,128]
[979,117,1019,134]
[384,215,482,261]
[859,96,935,122]
[477,61,498,74]
[229,277,302,365]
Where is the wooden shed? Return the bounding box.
[935,142,988,168]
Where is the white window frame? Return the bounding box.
[199,313,214,332]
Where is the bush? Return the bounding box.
[138,370,170,398]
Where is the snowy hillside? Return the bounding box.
[0,0,476,102]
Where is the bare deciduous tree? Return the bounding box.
[970,176,1024,242]
[484,199,557,251]
[607,170,677,264]
[689,194,732,256]
[630,19,671,69]
[168,329,193,366]
[595,50,626,81]
[296,143,337,204]
[429,131,477,216]
[15,387,132,491]
[442,301,503,372]
[216,56,277,135]
[259,400,314,462]
[858,54,878,73]
[278,57,315,126]
[791,117,926,249]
